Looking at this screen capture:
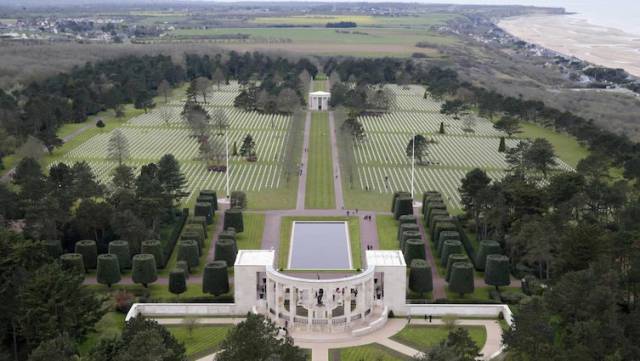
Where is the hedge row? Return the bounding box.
[161,208,189,268]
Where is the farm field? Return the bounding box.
[50,82,301,209]
[343,84,576,211]
[249,14,459,27]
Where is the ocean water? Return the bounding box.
[418,0,640,35]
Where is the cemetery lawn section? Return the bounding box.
[391,325,487,351]
[305,112,336,209]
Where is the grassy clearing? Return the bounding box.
[518,121,589,168]
[391,325,487,352]
[305,112,335,209]
[329,343,410,361]
[236,213,265,249]
[250,14,458,27]
[279,216,361,270]
[376,214,399,250]
[167,325,232,360]
[85,282,234,301]
[78,312,125,355]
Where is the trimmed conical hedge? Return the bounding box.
[176,260,190,278]
[215,238,238,268]
[485,254,511,289]
[409,259,433,295]
[397,223,419,242]
[108,240,131,271]
[199,190,218,210]
[403,238,426,264]
[474,240,503,271]
[219,229,236,242]
[421,191,441,214]
[437,231,461,256]
[132,254,157,288]
[60,253,85,275]
[446,254,468,282]
[426,203,447,225]
[169,269,187,296]
[398,215,417,225]
[203,261,229,296]
[141,240,164,269]
[97,254,121,287]
[393,196,413,220]
[195,202,213,224]
[426,209,449,228]
[187,216,208,237]
[177,240,200,269]
[433,222,457,244]
[45,240,63,258]
[182,224,206,251]
[75,240,97,271]
[391,191,411,212]
[440,240,464,265]
[197,195,216,213]
[449,262,475,297]
[400,230,421,251]
[223,208,244,233]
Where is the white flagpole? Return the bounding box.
[225,130,230,199]
[411,133,415,200]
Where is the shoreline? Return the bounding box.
[498,14,640,78]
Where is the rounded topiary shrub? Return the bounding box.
[446,254,468,282]
[108,240,131,271]
[219,229,236,242]
[433,222,458,244]
[437,231,461,256]
[485,254,511,289]
[74,240,97,271]
[223,208,244,233]
[449,262,475,297]
[199,190,218,210]
[397,223,419,242]
[202,261,229,296]
[393,196,414,220]
[429,215,452,235]
[403,238,426,264]
[176,260,190,278]
[215,238,238,268]
[169,269,187,297]
[440,239,464,266]
[409,259,433,296]
[60,253,85,275]
[398,215,417,225]
[177,240,200,269]
[187,216,208,237]
[197,195,216,210]
[194,202,213,224]
[426,203,447,225]
[474,240,503,271]
[131,254,157,288]
[182,225,206,251]
[421,191,441,214]
[427,209,449,229]
[400,230,421,251]
[391,191,411,212]
[97,254,121,287]
[141,240,164,269]
[45,240,63,258]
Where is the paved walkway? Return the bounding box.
[327,111,344,210]
[296,111,312,210]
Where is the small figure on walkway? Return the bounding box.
[355,208,359,214]
[407,315,411,324]
[424,314,427,321]
[347,210,350,216]
[429,315,432,323]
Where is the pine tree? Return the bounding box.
[239,134,256,158]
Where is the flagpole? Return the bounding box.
[411,133,415,200]
[225,130,230,199]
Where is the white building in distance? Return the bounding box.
[309,91,330,111]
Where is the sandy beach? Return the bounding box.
[499,15,640,77]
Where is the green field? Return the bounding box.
[278,216,361,270]
[376,215,399,250]
[236,213,266,250]
[250,14,459,27]
[329,343,409,361]
[305,112,336,209]
[391,325,487,352]
[167,325,232,360]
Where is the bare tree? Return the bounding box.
[194,77,211,104]
[158,80,172,104]
[159,106,172,125]
[329,71,341,88]
[17,135,45,160]
[108,129,129,166]
[212,68,225,90]
[276,88,300,114]
[298,69,311,94]
[212,108,229,136]
[462,112,477,133]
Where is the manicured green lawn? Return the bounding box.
[85,282,233,301]
[305,112,335,209]
[329,343,410,361]
[392,325,486,352]
[518,121,589,168]
[78,312,125,355]
[279,216,361,270]
[167,325,232,360]
[236,213,265,249]
[377,214,400,250]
